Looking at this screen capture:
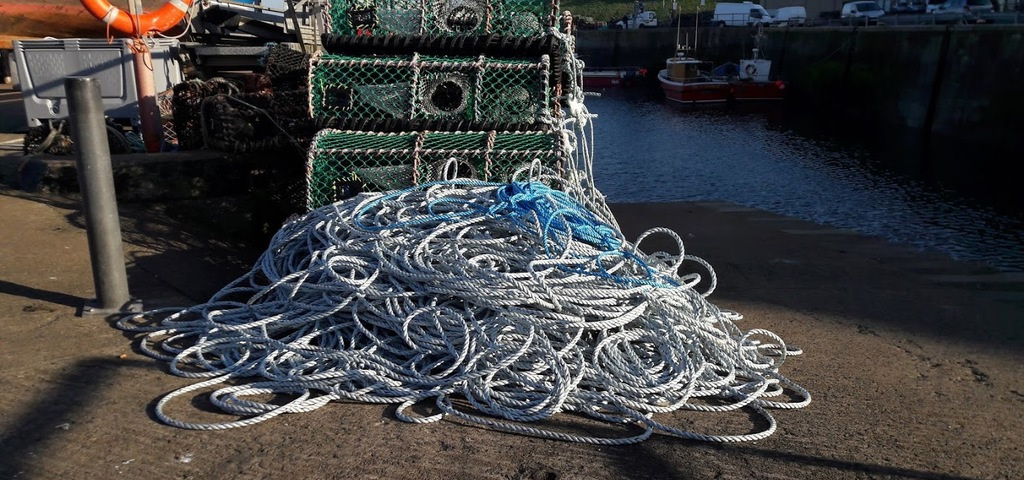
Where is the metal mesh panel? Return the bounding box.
[306,129,563,209]
[309,53,552,128]
[327,0,559,37]
[157,88,177,148]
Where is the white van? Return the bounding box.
[713,2,774,27]
[771,6,807,26]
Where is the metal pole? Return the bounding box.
[133,49,163,153]
[65,76,141,315]
[285,0,307,52]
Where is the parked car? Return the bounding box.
[574,15,604,29]
[771,6,808,26]
[615,10,658,29]
[890,0,927,13]
[713,2,774,27]
[925,0,994,22]
[928,0,994,13]
[841,1,886,24]
[928,9,983,22]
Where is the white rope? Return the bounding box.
[548,12,614,229]
[101,5,122,25]
[118,165,809,442]
[168,0,189,12]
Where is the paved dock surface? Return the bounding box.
[1,189,1022,480]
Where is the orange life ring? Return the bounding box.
[80,0,193,36]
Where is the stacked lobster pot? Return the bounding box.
[306,0,580,209]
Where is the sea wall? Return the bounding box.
[575,27,754,70]
[576,25,1024,156]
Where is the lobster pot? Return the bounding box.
[201,90,315,154]
[309,53,553,129]
[326,0,558,37]
[306,129,564,209]
[173,79,240,150]
[263,43,312,91]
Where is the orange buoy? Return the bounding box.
[79,0,193,36]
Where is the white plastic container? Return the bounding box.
[13,38,182,127]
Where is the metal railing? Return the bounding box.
[709,13,773,27]
[808,0,1024,26]
[810,11,1024,26]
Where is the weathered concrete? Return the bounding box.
[1,84,28,133]
[0,151,251,201]
[1,185,1022,480]
[575,27,757,71]
[759,25,1024,151]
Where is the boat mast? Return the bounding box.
[694,0,703,56]
[675,0,683,53]
[752,23,763,60]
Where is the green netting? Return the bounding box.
[306,129,564,209]
[327,0,559,37]
[309,53,553,126]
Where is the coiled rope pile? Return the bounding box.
[118,169,810,443]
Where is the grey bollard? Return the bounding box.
[65,76,142,315]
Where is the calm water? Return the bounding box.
[586,90,1024,273]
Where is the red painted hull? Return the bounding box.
[658,70,785,104]
[729,81,787,102]
[582,68,646,89]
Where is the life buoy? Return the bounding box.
[744,64,757,77]
[80,0,193,36]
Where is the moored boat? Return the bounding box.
[582,66,647,89]
[657,50,732,104]
[658,25,785,105]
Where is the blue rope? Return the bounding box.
[351,181,679,288]
[492,182,621,252]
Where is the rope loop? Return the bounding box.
[120,180,810,441]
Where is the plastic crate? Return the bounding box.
[13,38,182,127]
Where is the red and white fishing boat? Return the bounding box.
[582,66,647,89]
[658,26,786,105]
[657,49,732,104]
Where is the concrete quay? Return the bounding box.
[1,167,1022,479]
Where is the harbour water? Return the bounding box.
[587,90,1024,273]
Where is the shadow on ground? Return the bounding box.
[0,357,158,479]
